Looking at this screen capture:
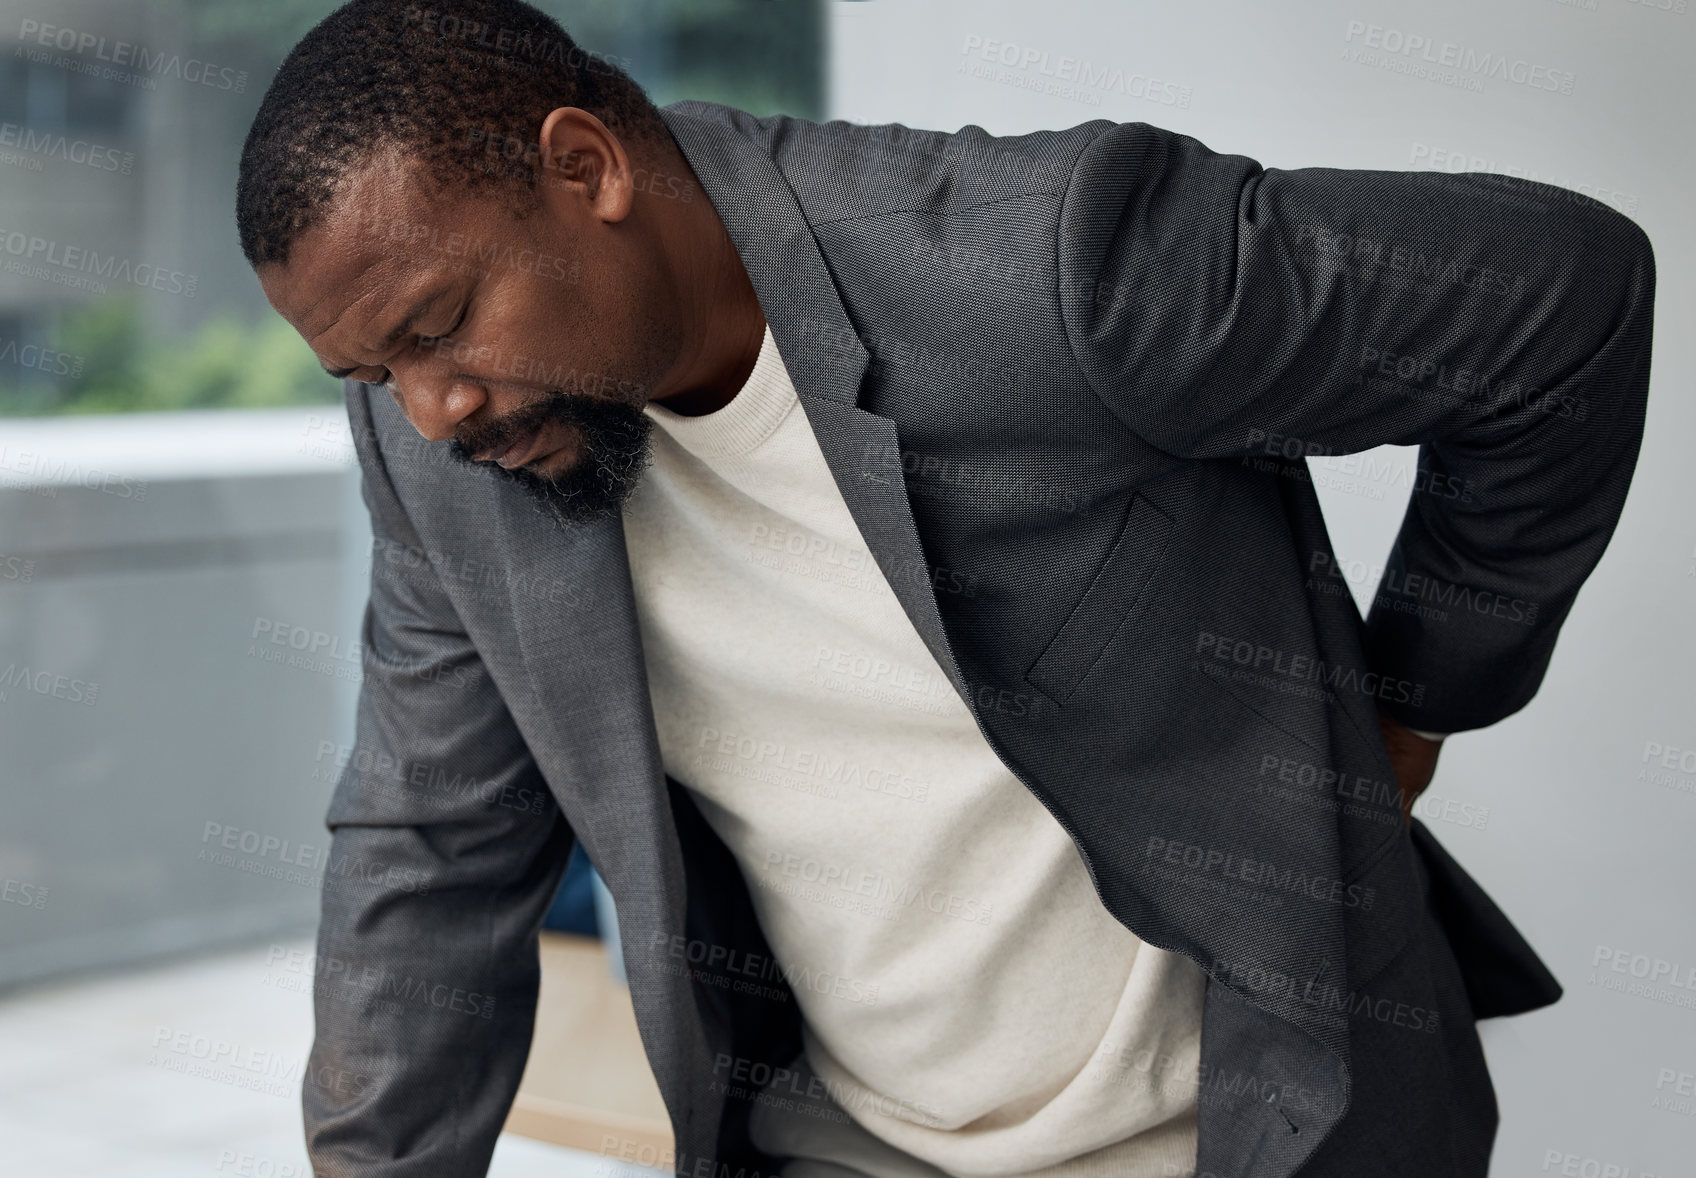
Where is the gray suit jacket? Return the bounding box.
[303,100,1655,1177]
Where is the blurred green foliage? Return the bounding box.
[0,300,338,417]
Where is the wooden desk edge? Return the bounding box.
[504,1090,675,1156]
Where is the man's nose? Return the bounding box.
[385,350,487,442]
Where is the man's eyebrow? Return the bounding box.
[317,289,445,379]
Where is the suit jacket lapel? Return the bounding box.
[659,105,977,713]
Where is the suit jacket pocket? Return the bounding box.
[1025,492,1174,706]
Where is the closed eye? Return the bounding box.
[418,303,469,347]
[323,299,467,382]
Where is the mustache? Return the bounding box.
[451,396,557,460]
[445,388,656,525]
[448,390,642,464]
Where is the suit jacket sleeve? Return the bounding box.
[303,379,574,1176]
[1057,120,1656,733]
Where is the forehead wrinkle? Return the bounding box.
[304,283,384,359]
[296,247,399,345]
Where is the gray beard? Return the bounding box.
[449,391,656,526]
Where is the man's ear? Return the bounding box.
[536,106,635,225]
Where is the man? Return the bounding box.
[236,1,1655,1176]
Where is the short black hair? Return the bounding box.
[236,0,670,268]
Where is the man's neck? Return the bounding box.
[646,141,767,418]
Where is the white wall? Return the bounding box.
[828,2,1695,1173]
